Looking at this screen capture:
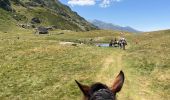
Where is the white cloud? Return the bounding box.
[67,0,122,7]
[100,0,121,8]
[68,0,96,6]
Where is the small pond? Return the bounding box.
[96,43,110,47]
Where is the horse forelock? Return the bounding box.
[89,83,108,94]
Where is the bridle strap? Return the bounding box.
[90,89,115,100]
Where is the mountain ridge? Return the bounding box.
[90,19,141,33]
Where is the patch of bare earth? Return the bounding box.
[96,51,124,86]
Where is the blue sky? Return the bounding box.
[59,0,170,32]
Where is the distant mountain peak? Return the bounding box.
[90,19,141,33]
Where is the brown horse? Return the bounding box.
[75,71,125,100]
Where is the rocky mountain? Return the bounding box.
[0,0,97,31]
[90,19,141,33]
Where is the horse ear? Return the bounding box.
[111,71,125,93]
[75,80,90,96]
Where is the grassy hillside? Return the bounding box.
[0,8,17,32]
[0,29,169,100]
[0,0,97,32]
[123,30,170,99]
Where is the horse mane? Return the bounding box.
[89,83,108,94]
[89,83,115,100]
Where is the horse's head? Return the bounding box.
[76,71,125,100]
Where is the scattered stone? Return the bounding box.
[17,23,32,29]
[59,42,74,45]
[59,42,83,47]
[46,26,54,31]
[72,44,77,46]
[31,17,41,24]
[35,26,48,34]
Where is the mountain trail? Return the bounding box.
[96,51,124,86]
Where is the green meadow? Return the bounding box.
[0,29,169,100]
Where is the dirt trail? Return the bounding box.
[96,55,114,83]
[116,53,123,70]
[96,51,124,86]
[95,50,148,100]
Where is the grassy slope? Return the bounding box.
[0,8,17,32]
[0,29,169,100]
[0,1,94,32]
[123,30,170,100]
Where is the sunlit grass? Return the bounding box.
[0,29,169,100]
[0,31,115,99]
[123,30,170,100]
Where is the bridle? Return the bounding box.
[90,89,115,100]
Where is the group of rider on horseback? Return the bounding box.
[109,37,127,50]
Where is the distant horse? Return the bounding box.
[113,39,119,47]
[76,71,125,100]
[118,39,127,50]
[109,39,119,47]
